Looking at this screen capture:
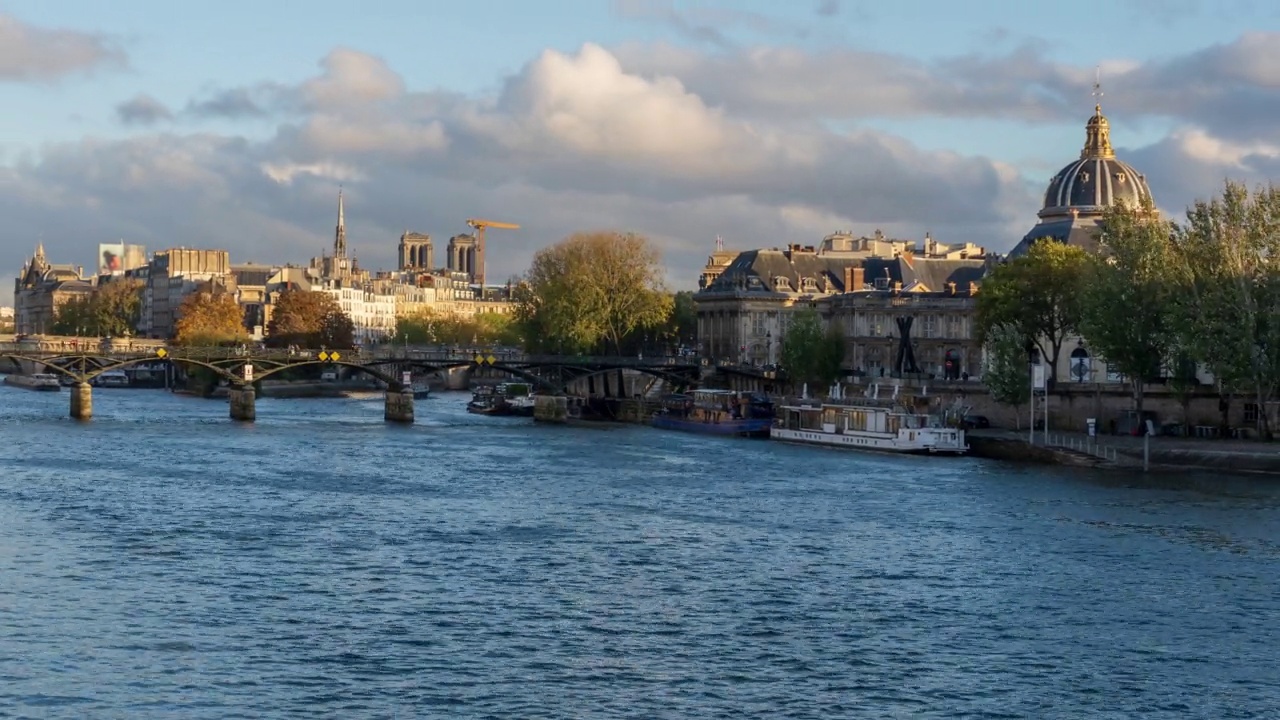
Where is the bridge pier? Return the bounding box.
[534,395,567,423]
[70,382,92,421]
[229,386,256,422]
[384,388,414,423]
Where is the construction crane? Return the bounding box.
[466,218,520,288]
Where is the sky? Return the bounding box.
[2,0,1279,289]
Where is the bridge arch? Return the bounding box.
[363,359,561,392]
[253,360,402,389]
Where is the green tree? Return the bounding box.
[395,310,521,347]
[1174,180,1280,439]
[515,231,673,354]
[982,324,1031,428]
[173,290,248,346]
[780,308,845,389]
[267,289,356,348]
[93,279,144,336]
[1078,199,1179,418]
[660,290,698,350]
[975,240,1088,383]
[51,295,95,336]
[50,279,143,337]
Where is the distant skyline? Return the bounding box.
[2,0,1279,288]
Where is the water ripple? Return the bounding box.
[0,387,1277,718]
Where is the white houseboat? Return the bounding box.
[3,373,63,392]
[772,400,968,454]
[93,369,130,388]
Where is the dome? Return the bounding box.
[1037,104,1152,220]
[1008,102,1156,259]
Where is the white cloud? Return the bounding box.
[6,33,1280,289]
[0,12,125,82]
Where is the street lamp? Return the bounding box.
[765,330,772,366]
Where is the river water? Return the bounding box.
[0,386,1277,719]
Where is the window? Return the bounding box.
[922,315,938,339]
[1244,403,1260,424]
[870,313,885,337]
[751,313,767,335]
[774,277,791,291]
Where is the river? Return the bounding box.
[1,386,1277,718]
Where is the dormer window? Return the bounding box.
[774,277,791,291]
[801,277,818,292]
[873,276,890,291]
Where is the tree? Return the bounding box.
[515,231,673,354]
[173,290,248,346]
[93,279,144,337]
[975,240,1088,384]
[1078,199,1179,418]
[780,308,845,389]
[660,290,698,351]
[1174,180,1280,439]
[394,310,521,347]
[982,324,1031,428]
[50,279,143,337]
[51,295,95,336]
[267,290,356,348]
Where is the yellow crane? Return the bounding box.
[466,218,520,288]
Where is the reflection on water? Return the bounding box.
[0,386,1277,718]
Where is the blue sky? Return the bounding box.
[2,0,1279,285]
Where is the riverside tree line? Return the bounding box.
[979,181,1280,439]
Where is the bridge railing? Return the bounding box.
[0,342,704,368]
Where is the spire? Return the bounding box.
[35,242,45,259]
[334,187,347,258]
[1081,67,1114,159]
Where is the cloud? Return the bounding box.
[0,12,125,82]
[815,0,841,16]
[6,34,1280,290]
[185,86,276,119]
[116,94,173,126]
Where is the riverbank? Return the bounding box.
[969,429,1280,476]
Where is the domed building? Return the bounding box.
[1008,101,1154,257]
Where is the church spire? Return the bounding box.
[334,188,347,258]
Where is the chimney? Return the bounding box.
[893,281,902,293]
[843,266,853,292]
[852,266,864,291]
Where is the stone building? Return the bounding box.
[141,248,233,338]
[694,234,989,367]
[828,259,986,379]
[398,232,433,271]
[13,244,93,334]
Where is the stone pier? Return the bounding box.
[70,382,92,421]
[229,386,256,422]
[384,389,415,423]
[533,395,568,423]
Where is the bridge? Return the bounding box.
[0,341,705,423]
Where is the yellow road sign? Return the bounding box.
[318,351,330,361]
[486,354,497,365]
[473,354,483,364]
[330,351,341,362]
[155,348,168,358]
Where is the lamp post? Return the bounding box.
[765,331,772,366]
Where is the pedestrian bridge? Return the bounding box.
[0,342,704,422]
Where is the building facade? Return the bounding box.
[141,248,233,338]
[14,245,94,335]
[694,236,989,372]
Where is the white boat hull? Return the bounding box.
[771,426,967,454]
